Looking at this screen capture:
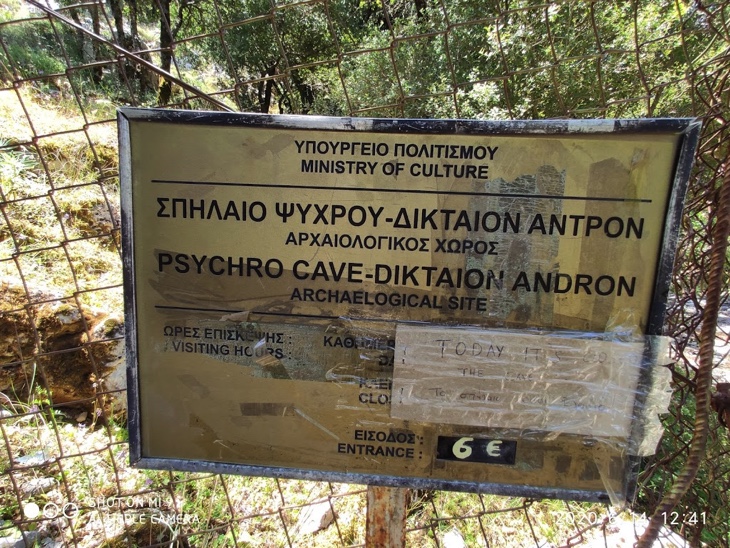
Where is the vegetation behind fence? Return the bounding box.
[1,0,729,546]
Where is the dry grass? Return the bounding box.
[0,85,121,311]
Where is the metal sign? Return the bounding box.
[119,109,699,502]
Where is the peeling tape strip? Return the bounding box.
[392,324,670,446]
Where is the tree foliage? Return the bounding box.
[0,0,724,116]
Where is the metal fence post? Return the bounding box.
[366,486,409,547]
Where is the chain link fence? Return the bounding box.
[0,0,728,546]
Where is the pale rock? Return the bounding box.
[296,501,334,535]
[442,528,467,548]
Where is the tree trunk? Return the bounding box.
[128,0,140,49]
[415,0,426,19]
[158,0,173,104]
[258,64,277,113]
[91,3,102,84]
[68,8,86,62]
[107,0,126,47]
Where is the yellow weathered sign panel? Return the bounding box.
[120,110,698,501]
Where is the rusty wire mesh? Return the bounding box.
[0,0,729,546]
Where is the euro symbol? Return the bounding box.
[486,440,502,457]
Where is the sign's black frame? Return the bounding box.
[119,109,700,501]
